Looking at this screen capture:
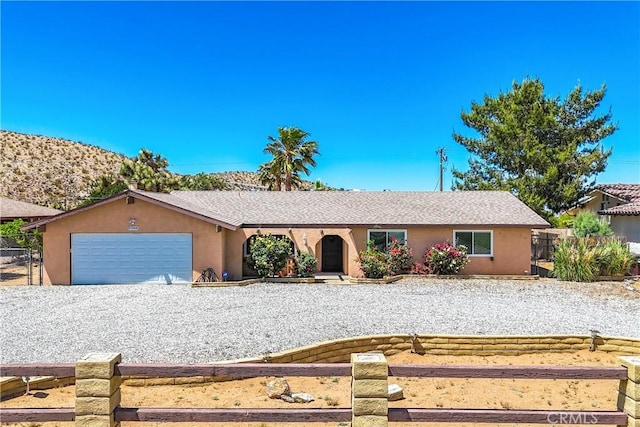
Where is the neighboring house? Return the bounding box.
[567,184,640,242]
[24,190,549,285]
[0,197,63,224]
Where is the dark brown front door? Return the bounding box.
[322,235,343,273]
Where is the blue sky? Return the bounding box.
[2,1,639,190]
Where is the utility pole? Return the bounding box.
[435,147,447,192]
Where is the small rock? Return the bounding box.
[388,383,404,401]
[291,392,315,403]
[266,377,291,399]
[280,394,295,403]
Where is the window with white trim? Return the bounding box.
[454,230,493,256]
[367,229,407,252]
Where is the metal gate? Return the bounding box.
[0,248,43,286]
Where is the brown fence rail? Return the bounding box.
[115,407,352,422]
[388,364,628,379]
[0,355,636,425]
[387,408,628,424]
[114,362,352,377]
[0,407,75,423]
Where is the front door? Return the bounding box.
[322,235,343,273]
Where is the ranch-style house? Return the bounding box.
[25,190,549,285]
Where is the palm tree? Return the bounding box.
[261,126,319,191]
[258,160,282,191]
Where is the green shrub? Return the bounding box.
[388,237,413,275]
[295,251,318,277]
[357,241,391,279]
[573,212,613,237]
[553,238,598,282]
[594,238,634,277]
[0,219,42,249]
[553,237,632,281]
[423,242,469,275]
[247,234,293,278]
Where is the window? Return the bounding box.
[454,230,492,256]
[367,229,406,251]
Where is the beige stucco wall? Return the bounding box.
[349,226,532,276]
[41,197,224,285]
[226,225,533,278]
[567,191,639,242]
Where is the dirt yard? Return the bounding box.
[1,349,628,427]
[0,264,41,286]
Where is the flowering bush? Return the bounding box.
[295,251,318,277]
[247,234,293,278]
[388,237,414,275]
[357,241,391,278]
[411,261,432,275]
[422,242,469,275]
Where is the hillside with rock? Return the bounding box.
[1,130,126,209]
[1,130,318,210]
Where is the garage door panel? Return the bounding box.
[71,233,192,285]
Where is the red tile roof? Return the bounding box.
[595,184,640,216]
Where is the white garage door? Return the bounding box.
[71,233,192,285]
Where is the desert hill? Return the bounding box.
[1,130,316,210]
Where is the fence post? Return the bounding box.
[75,353,122,427]
[619,356,640,427]
[351,353,388,427]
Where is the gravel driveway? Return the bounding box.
[1,279,638,363]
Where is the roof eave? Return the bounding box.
[21,190,238,231]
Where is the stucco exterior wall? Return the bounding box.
[41,198,223,285]
[350,226,533,276]
[611,216,640,242]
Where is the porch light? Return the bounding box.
[302,233,307,245]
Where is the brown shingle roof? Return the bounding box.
[137,190,549,228]
[0,197,63,221]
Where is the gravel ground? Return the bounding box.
[1,278,638,363]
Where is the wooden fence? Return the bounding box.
[1,352,638,426]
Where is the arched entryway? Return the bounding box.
[321,235,344,273]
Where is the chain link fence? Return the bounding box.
[0,236,43,285]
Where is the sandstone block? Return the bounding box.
[76,353,121,380]
[352,398,388,416]
[618,394,640,418]
[353,379,388,398]
[352,415,388,427]
[76,377,122,397]
[75,414,119,427]
[352,353,388,379]
[620,380,640,400]
[76,390,121,416]
[621,356,640,382]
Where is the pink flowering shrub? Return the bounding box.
[418,241,469,275]
[357,241,391,278]
[411,261,432,275]
[388,237,414,275]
